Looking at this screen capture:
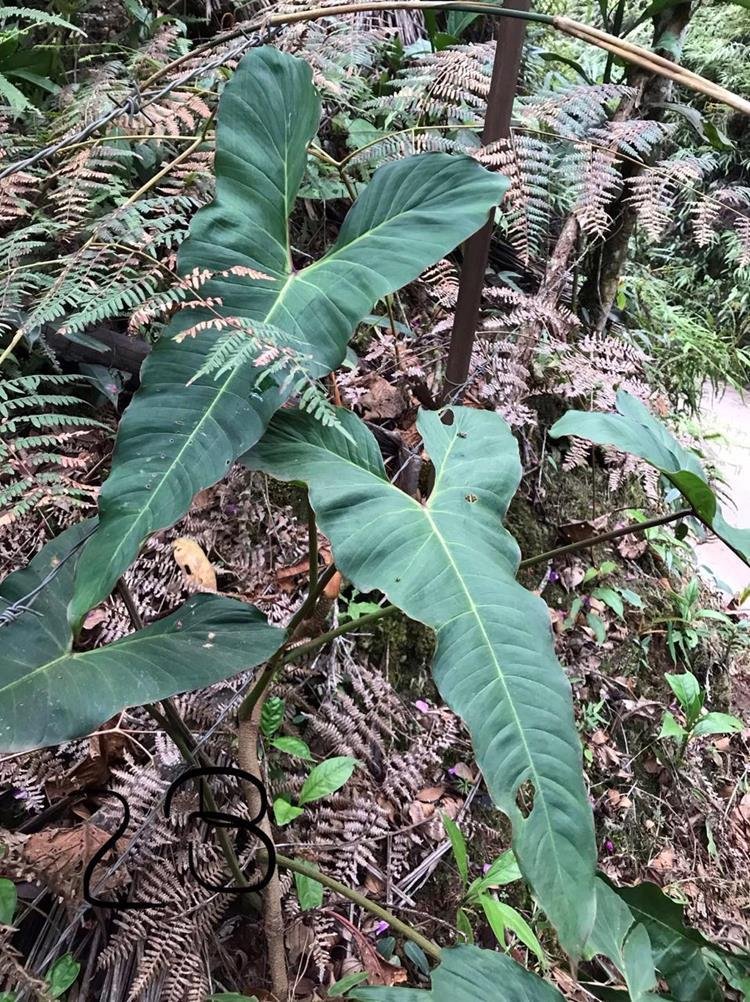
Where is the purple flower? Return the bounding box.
[374,920,390,935]
[548,569,560,584]
[482,863,491,874]
[604,839,615,855]
[414,700,430,713]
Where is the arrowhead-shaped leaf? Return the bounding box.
[69,45,508,625]
[243,406,596,953]
[550,390,750,567]
[351,944,564,1001]
[0,522,283,753]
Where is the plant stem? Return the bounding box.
[282,604,399,663]
[238,654,284,722]
[116,579,252,895]
[275,852,442,961]
[519,508,692,570]
[307,495,318,598]
[237,604,399,721]
[442,0,529,402]
[238,714,289,1000]
[286,562,338,636]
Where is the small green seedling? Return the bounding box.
[442,815,546,966]
[660,670,744,760]
[273,755,358,827]
[652,580,738,668]
[46,955,80,1000]
[565,560,643,645]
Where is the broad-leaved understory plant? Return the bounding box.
[2,46,749,1002]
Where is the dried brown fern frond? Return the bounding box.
[544,332,661,497]
[519,83,632,138]
[276,5,390,103]
[546,331,649,411]
[484,286,578,339]
[0,167,39,230]
[54,61,132,136]
[346,129,461,168]
[629,153,716,241]
[0,932,51,1002]
[156,150,214,201]
[420,258,459,309]
[49,145,131,229]
[569,119,674,236]
[95,747,257,1001]
[693,184,750,266]
[131,24,187,75]
[376,42,494,123]
[128,92,214,138]
[478,134,553,265]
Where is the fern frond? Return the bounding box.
[693,184,750,266]
[570,119,674,236]
[629,153,715,240]
[519,83,632,138]
[373,42,494,124]
[479,135,554,264]
[0,374,105,525]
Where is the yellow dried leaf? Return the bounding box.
[171,537,217,591]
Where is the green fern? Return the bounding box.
[0,374,105,525]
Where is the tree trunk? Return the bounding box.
[580,2,694,332]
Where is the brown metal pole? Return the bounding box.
[441,0,529,402]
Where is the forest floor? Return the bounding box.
[2,376,749,999]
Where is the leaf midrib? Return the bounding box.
[299,426,567,891]
[88,171,465,609]
[421,504,566,890]
[0,612,237,698]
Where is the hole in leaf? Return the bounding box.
[465,493,478,503]
[515,780,535,819]
[440,408,455,426]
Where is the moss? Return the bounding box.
[507,495,555,591]
[542,456,650,528]
[364,611,436,699]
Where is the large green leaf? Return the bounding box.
[585,879,659,1002]
[351,944,564,1001]
[616,883,723,1002]
[550,390,750,567]
[0,523,283,753]
[243,406,596,953]
[69,45,507,626]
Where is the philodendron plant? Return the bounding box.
[2,46,747,1002]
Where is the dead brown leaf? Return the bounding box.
[359,374,408,421]
[416,786,445,803]
[558,516,608,543]
[617,533,648,560]
[82,607,108,630]
[648,847,675,874]
[408,800,435,825]
[450,762,476,783]
[326,911,407,986]
[16,824,125,899]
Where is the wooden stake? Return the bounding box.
[441,0,530,402]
